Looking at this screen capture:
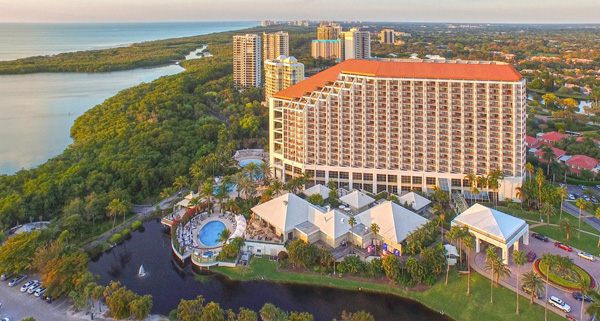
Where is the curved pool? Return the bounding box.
[198,221,226,247]
[238,159,263,167]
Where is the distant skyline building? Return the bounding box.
[263,31,289,61]
[317,22,342,40]
[269,59,526,200]
[339,28,371,61]
[264,55,305,101]
[311,39,341,60]
[233,34,261,89]
[380,29,395,44]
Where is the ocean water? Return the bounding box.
[0,22,256,175]
[0,22,257,61]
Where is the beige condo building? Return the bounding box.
[380,29,395,44]
[317,22,342,40]
[264,56,305,101]
[263,31,289,61]
[269,59,526,200]
[340,28,371,61]
[233,34,261,89]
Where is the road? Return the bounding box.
[472,233,599,321]
[563,184,600,231]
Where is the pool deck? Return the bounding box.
[174,209,237,259]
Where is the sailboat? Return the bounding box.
[138,265,147,277]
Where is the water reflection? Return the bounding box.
[88,221,453,321]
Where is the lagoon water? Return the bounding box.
[88,220,453,321]
[0,22,256,175]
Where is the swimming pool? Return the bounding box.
[198,221,226,247]
[238,159,263,167]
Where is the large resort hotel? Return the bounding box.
[269,59,526,200]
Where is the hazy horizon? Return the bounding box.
[2,0,600,24]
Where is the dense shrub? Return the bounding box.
[131,220,142,230]
[109,233,122,243]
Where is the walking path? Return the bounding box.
[469,232,600,320]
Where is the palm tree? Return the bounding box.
[513,250,527,315]
[576,278,592,321]
[587,293,600,321]
[107,199,126,232]
[541,253,557,321]
[535,168,545,213]
[159,187,173,200]
[201,181,214,213]
[173,176,188,197]
[465,173,477,200]
[432,203,445,240]
[244,162,260,183]
[525,163,534,181]
[515,186,525,209]
[215,185,230,213]
[540,145,555,175]
[217,228,231,243]
[477,175,490,203]
[271,180,283,197]
[348,217,356,245]
[485,247,498,303]
[559,219,574,240]
[370,223,380,253]
[575,198,590,229]
[596,208,600,247]
[487,169,504,208]
[557,186,567,222]
[463,235,474,295]
[540,203,556,225]
[189,197,202,214]
[521,271,545,305]
[259,161,273,186]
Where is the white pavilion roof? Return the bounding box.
[339,190,375,209]
[452,204,527,243]
[355,201,429,244]
[397,192,431,211]
[302,184,332,200]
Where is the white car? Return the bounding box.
[596,184,600,189]
[34,287,46,297]
[20,280,38,293]
[567,194,576,200]
[549,296,571,313]
[578,251,595,261]
[27,282,41,294]
[580,185,587,190]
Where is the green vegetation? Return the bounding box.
[213,257,563,321]
[109,233,123,243]
[532,223,600,255]
[537,256,592,291]
[104,281,153,320]
[131,220,142,230]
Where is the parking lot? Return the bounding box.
[0,276,99,321]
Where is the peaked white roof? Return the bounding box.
[339,190,375,209]
[355,201,429,244]
[251,193,325,232]
[397,192,431,211]
[452,204,527,243]
[302,184,331,200]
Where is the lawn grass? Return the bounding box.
[213,257,563,321]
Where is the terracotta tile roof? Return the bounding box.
[576,136,600,144]
[274,59,523,100]
[534,147,566,162]
[566,154,599,170]
[525,135,538,145]
[539,131,568,143]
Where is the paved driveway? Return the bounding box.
[472,232,599,320]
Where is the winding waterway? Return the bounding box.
[87,220,453,321]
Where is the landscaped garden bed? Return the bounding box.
[534,258,596,292]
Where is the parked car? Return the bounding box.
[8,274,27,287]
[577,251,595,261]
[27,282,42,294]
[532,233,549,242]
[567,194,576,200]
[1,317,9,321]
[20,280,38,293]
[573,292,595,303]
[521,283,543,299]
[526,251,537,262]
[596,184,600,190]
[554,242,573,252]
[580,185,587,190]
[583,195,591,202]
[0,273,13,281]
[559,183,566,187]
[34,287,46,297]
[549,296,571,313]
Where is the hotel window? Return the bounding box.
[451,179,462,187]
[316,170,325,178]
[353,183,363,190]
[363,184,373,193]
[426,177,436,185]
[364,173,373,181]
[401,186,411,192]
[353,173,363,181]
[329,171,339,179]
[294,167,302,175]
[401,176,411,184]
[412,176,422,185]
[377,185,386,193]
[377,174,386,182]
[388,175,398,183]
[340,172,349,180]
[389,186,398,194]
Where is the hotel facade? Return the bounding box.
[263,31,289,61]
[233,34,262,89]
[264,56,305,101]
[269,59,526,200]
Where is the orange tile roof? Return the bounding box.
[566,155,599,170]
[539,131,568,143]
[274,59,523,100]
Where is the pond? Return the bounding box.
[87,220,453,321]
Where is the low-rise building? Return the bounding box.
[397,192,432,214]
[537,131,568,145]
[566,155,600,176]
[534,146,566,163]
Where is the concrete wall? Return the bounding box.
[243,240,286,256]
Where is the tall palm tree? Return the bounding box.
[159,187,173,200]
[189,197,203,214]
[485,247,498,303]
[541,253,557,321]
[540,203,556,225]
[463,234,474,295]
[465,173,477,200]
[540,145,555,175]
[201,181,214,213]
[576,278,592,321]
[575,198,590,229]
[587,292,600,321]
[217,228,231,243]
[173,176,188,197]
[107,199,126,232]
[348,217,356,245]
[259,161,273,186]
[515,186,525,209]
[525,163,534,181]
[487,169,504,208]
[535,168,545,213]
[521,271,545,305]
[513,250,527,315]
[370,223,380,253]
[215,185,230,213]
[432,203,445,240]
[559,219,573,240]
[271,180,283,197]
[557,186,567,222]
[476,175,490,203]
[244,162,260,183]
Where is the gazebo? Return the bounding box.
[451,204,529,264]
[302,184,332,200]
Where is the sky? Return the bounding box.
[1,0,600,23]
